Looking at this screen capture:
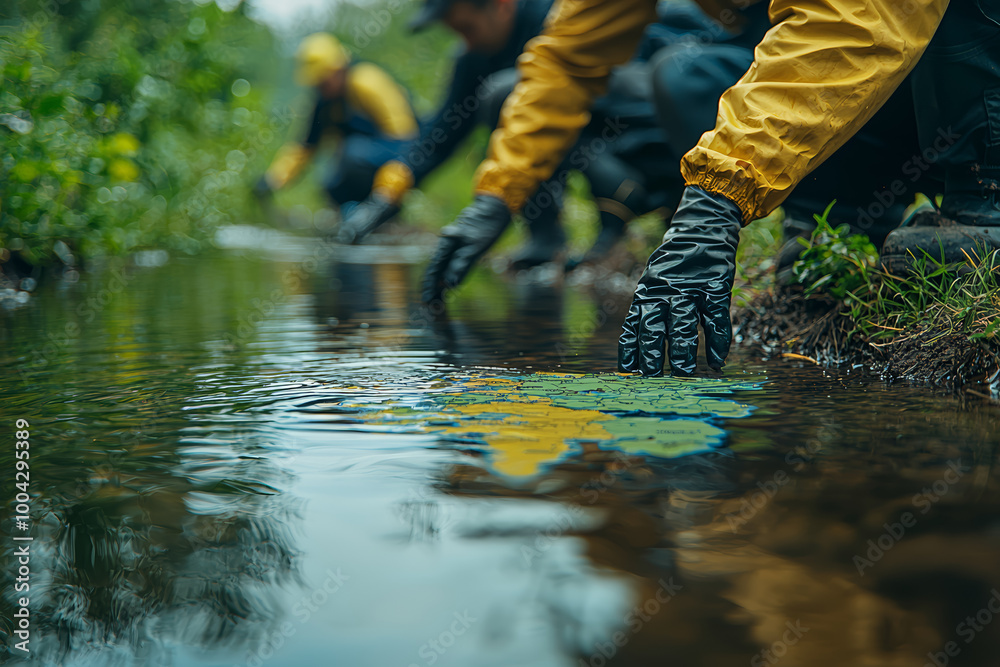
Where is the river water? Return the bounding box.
[2,236,999,667]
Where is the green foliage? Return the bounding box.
[732,210,783,308]
[0,0,281,268]
[791,200,878,300]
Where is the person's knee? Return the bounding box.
[650,45,712,151]
[586,156,644,199]
[339,149,373,174]
[650,45,698,110]
[650,44,752,152]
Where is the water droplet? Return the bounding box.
[0,113,33,135]
[133,250,169,267]
[232,107,251,127]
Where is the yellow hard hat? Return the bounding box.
[295,33,350,87]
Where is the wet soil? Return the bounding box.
[734,286,1000,393]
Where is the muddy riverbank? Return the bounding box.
[733,286,1000,393]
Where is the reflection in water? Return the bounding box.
[7,388,302,666]
[434,415,1000,666]
[2,249,1000,667]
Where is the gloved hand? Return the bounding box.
[334,196,399,244]
[618,186,742,376]
[422,194,511,303]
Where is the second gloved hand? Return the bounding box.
[422,194,511,303]
[618,186,742,376]
[335,196,399,245]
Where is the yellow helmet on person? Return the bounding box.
[295,33,351,87]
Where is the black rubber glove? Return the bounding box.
[422,194,511,303]
[618,186,742,376]
[335,196,399,244]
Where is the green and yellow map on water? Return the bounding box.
[332,372,767,477]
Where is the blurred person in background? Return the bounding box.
[255,33,418,220]
[335,0,571,260]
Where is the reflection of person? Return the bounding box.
[421,0,1000,377]
[255,33,418,223]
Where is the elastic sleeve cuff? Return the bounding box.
[473,158,538,213]
[372,161,414,205]
[680,147,769,225]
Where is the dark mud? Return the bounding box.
[734,286,1000,393]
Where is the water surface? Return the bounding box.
[2,241,999,667]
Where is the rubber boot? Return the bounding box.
[881,168,1000,274]
[940,166,1000,226]
[565,212,626,271]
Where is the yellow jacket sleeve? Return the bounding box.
[265,143,314,190]
[347,62,419,140]
[474,0,658,211]
[473,0,950,221]
[682,0,950,222]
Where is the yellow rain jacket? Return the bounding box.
[475,0,950,223]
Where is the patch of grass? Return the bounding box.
[792,203,1000,345]
[780,203,1000,362]
[847,246,1000,346]
[735,200,999,384]
[786,205,999,348]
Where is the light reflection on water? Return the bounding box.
[1,246,999,667]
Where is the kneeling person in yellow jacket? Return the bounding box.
[257,33,418,236]
[422,0,1000,376]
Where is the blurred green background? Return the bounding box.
[0,0,498,272]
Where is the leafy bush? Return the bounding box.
[0,0,283,270]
